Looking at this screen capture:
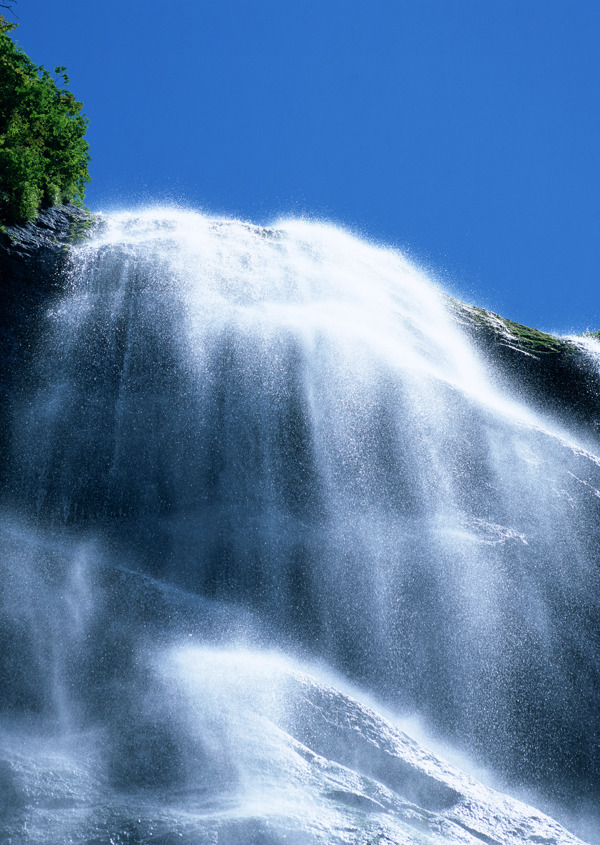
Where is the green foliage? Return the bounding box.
[0,15,90,224]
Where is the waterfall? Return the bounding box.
[1,210,599,844]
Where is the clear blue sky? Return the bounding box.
[13,0,600,333]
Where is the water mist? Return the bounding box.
[1,210,599,844]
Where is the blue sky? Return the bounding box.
[13,0,600,333]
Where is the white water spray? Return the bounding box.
[1,210,599,844]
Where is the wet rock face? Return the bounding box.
[0,205,94,366]
[448,298,600,444]
[0,203,95,288]
[1,211,600,844]
[0,204,99,485]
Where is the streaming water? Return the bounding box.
[1,210,599,843]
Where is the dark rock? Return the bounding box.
[0,204,101,485]
[447,297,600,445]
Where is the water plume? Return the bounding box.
[1,210,599,843]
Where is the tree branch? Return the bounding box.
[0,1,17,17]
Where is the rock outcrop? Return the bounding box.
[447,297,600,444]
[0,203,97,370]
[0,204,99,483]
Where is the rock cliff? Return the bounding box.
[0,204,99,482]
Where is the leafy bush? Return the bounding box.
[0,15,90,224]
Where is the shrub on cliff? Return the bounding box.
[0,15,90,224]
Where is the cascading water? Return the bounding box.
[1,210,599,844]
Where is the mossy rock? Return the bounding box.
[445,297,569,358]
[68,210,103,244]
[443,294,600,444]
